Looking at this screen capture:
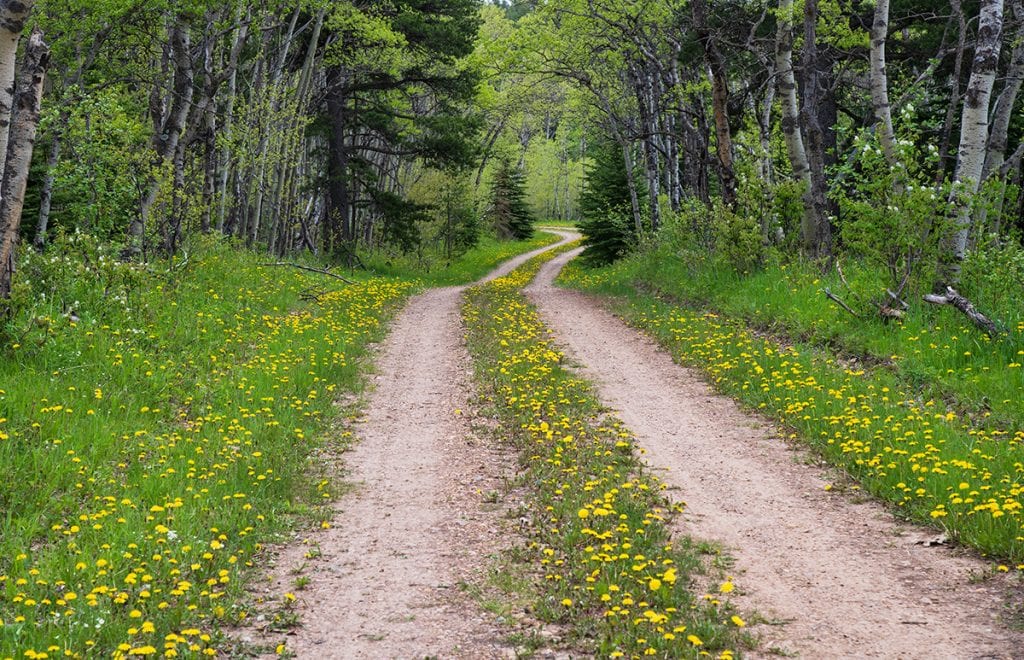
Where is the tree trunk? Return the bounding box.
[125,19,193,260]
[326,65,352,256]
[0,0,36,176]
[943,0,1005,284]
[33,121,60,249]
[983,0,1024,179]
[800,0,833,258]
[937,0,968,183]
[870,0,897,164]
[776,0,813,238]
[692,0,736,208]
[0,28,47,298]
[621,141,643,233]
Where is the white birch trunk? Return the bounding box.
[0,27,46,297]
[983,0,1024,179]
[870,0,897,164]
[947,0,1004,274]
[776,0,814,247]
[0,0,36,177]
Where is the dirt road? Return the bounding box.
[253,233,578,659]
[526,246,1021,659]
[255,232,1020,659]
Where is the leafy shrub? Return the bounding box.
[831,118,950,293]
[713,200,765,273]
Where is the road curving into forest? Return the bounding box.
[250,230,580,658]
[526,246,1022,659]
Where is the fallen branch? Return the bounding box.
[824,287,860,318]
[258,262,355,284]
[923,287,999,336]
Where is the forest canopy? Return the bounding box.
[0,0,1020,332]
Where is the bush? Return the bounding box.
[713,200,765,273]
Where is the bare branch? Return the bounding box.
[258,262,355,284]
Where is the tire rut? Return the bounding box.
[526,247,1022,660]
[243,233,578,659]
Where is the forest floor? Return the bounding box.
[244,230,1022,659]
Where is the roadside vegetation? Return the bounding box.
[464,246,750,658]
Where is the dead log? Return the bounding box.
[258,261,355,284]
[824,287,860,318]
[923,287,1000,336]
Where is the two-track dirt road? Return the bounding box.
[256,231,1021,659]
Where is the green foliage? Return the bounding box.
[961,236,1024,333]
[578,139,635,266]
[488,159,534,240]
[2,232,143,341]
[712,201,764,274]
[34,88,149,242]
[832,120,951,292]
[771,179,807,252]
[435,175,481,256]
[372,190,430,253]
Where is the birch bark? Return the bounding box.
[0,28,47,297]
[870,0,897,164]
[775,0,813,242]
[0,0,36,176]
[945,0,1004,280]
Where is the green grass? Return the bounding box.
[566,246,1024,427]
[558,248,1024,565]
[462,245,750,658]
[0,230,553,657]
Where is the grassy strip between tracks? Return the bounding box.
[463,246,750,659]
[558,260,1024,566]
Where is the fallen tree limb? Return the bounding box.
[923,287,999,336]
[824,287,860,318]
[258,262,355,284]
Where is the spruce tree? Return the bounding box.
[488,159,534,240]
[579,139,636,266]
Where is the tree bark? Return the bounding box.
[937,0,968,183]
[800,0,833,258]
[0,28,47,298]
[923,287,999,335]
[692,0,736,208]
[943,0,1004,284]
[33,122,59,249]
[983,0,1024,180]
[125,19,193,260]
[870,0,897,164]
[0,0,36,177]
[326,64,352,256]
[776,0,813,241]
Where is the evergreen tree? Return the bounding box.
[579,139,636,266]
[488,159,534,240]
